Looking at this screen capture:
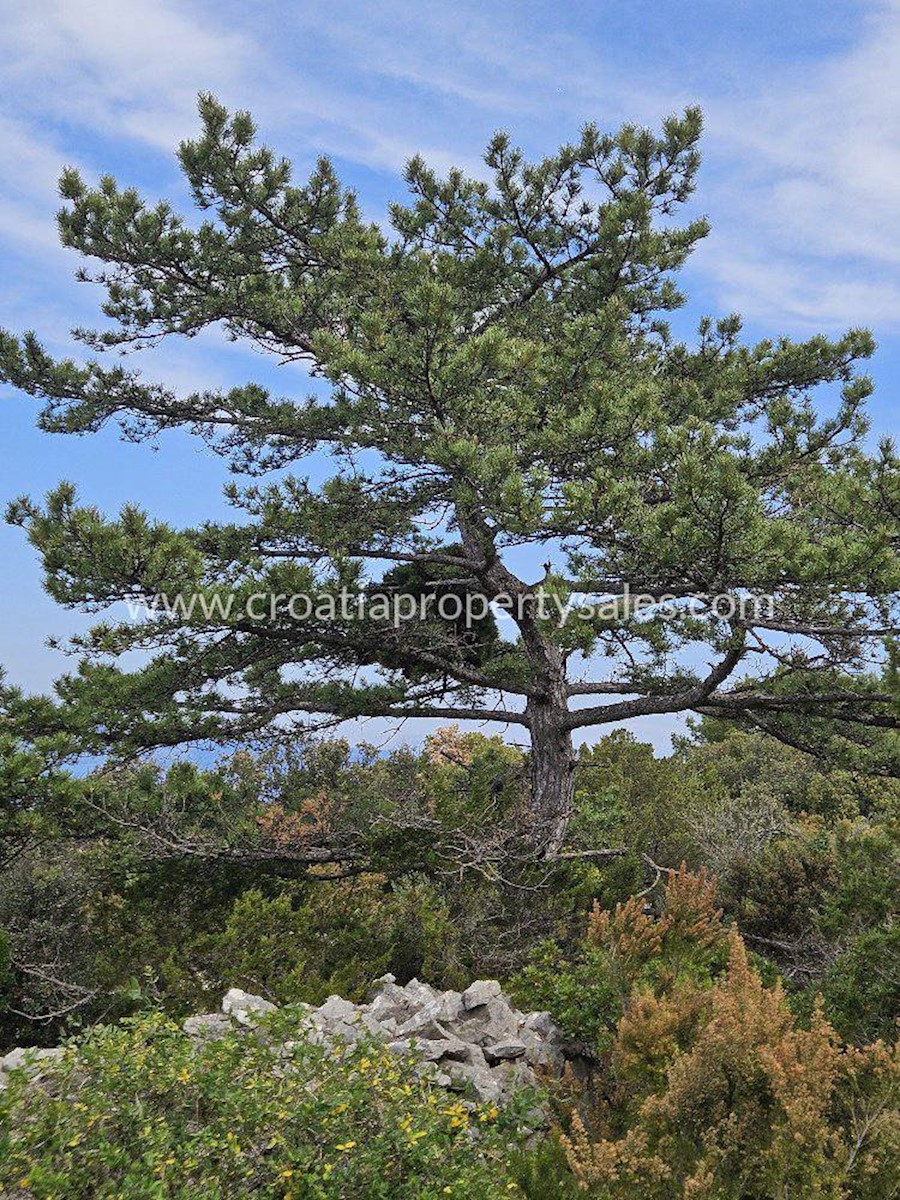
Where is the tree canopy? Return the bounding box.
[2,97,900,854]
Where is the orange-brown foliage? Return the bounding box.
[255,789,337,848]
[560,887,900,1199]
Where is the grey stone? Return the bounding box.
[221,988,277,1026]
[417,992,463,1024]
[183,1013,232,1042]
[433,1036,470,1062]
[408,1037,458,1062]
[1,1048,32,1072]
[484,1038,527,1062]
[0,1046,64,1076]
[367,992,406,1024]
[493,1059,538,1096]
[355,1010,392,1040]
[522,1010,555,1038]
[367,979,415,1025]
[451,1000,519,1047]
[461,980,502,1010]
[455,1042,489,1069]
[394,1009,453,1041]
[328,1020,364,1044]
[520,1030,565,1070]
[446,1060,503,1103]
[316,995,359,1026]
[401,978,438,1007]
[367,972,397,998]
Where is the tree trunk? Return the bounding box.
[527,697,576,858]
[453,507,575,855]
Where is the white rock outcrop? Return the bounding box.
[193,974,566,1102]
[0,977,567,1106]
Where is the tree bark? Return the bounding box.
[526,690,576,859]
[454,506,576,856]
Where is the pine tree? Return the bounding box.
[2,97,900,856]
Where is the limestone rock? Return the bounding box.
[183,1013,233,1042]
[446,1059,503,1103]
[394,1009,452,1041]
[315,995,359,1026]
[452,1000,519,1047]
[461,979,502,1010]
[523,1010,555,1038]
[0,1046,64,1085]
[484,1038,527,1062]
[221,988,277,1026]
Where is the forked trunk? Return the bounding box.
[527,699,576,858]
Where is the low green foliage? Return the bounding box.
[205,878,467,1005]
[0,1010,536,1199]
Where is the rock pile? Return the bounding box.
[1,976,568,1105]
[200,975,566,1103]
[346,975,559,1100]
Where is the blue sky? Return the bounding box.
[1,0,898,752]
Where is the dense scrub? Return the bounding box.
[0,723,898,1196]
[0,1010,540,1198]
[2,723,896,1048]
[0,870,896,1199]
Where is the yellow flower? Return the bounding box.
[335,1140,356,1151]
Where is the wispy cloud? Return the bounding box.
[698,0,900,328]
[0,0,251,147]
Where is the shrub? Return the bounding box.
[508,865,730,1056]
[559,936,900,1198]
[204,876,468,1004]
[0,1009,537,1199]
[546,879,900,1199]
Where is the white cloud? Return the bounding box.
[0,0,251,148]
[699,0,900,328]
[0,0,262,357]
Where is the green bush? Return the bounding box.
[815,923,900,1045]
[509,867,731,1056]
[507,939,623,1051]
[0,1009,539,1199]
[204,877,468,1005]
